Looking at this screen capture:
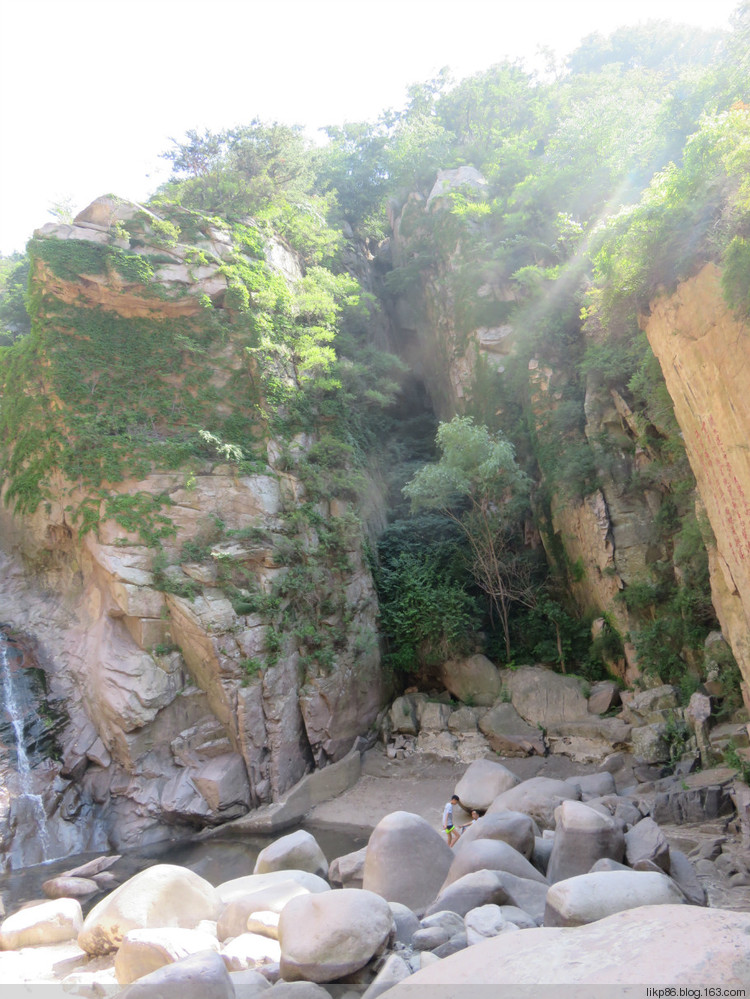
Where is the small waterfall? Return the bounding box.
[0,638,52,863]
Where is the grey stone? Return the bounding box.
[488,776,581,830]
[363,811,454,914]
[544,870,686,927]
[478,702,546,757]
[425,870,512,918]
[547,800,625,884]
[278,889,392,983]
[441,653,502,707]
[625,817,671,873]
[501,666,589,727]
[454,758,520,810]
[388,902,420,945]
[254,830,328,880]
[665,851,706,906]
[432,931,468,957]
[117,950,234,999]
[453,810,537,859]
[328,846,367,889]
[442,839,548,890]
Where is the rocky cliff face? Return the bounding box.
[645,264,750,693]
[0,197,385,866]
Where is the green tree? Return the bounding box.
[403,416,533,661]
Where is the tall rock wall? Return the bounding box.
[645,264,750,690]
[0,197,385,865]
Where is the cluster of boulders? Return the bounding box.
[2,757,750,991]
[383,660,749,769]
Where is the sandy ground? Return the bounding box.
[306,746,631,837]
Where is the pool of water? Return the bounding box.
[0,822,368,916]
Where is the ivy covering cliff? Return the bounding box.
[2,4,750,714]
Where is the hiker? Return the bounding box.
[443,794,461,846]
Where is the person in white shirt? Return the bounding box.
[442,794,460,846]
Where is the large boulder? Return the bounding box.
[78,864,222,955]
[0,898,83,950]
[488,777,580,830]
[114,927,220,984]
[453,759,519,811]
[425,870,512,918]
[378,905,750,986]
[501,666,589,727]
[217,880,317,942]
[454,811,537,859]
[363,812,453,913]
[442,839,548,890]
[478,702,546,756]
[546,800,625,884]
[624,817,671,873]
[116,949,234,999]
[254,831,328,880]
[544,870,686,927]
[441,654,502,706]
[219,932,281,971]
[328,846,367,889]
[278,889,392,983]
[216,871,329,906]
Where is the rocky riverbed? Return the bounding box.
[0,744,748,992]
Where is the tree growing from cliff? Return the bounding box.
[403,416,534,661]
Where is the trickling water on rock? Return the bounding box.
[0,633,54,866]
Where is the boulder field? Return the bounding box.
[0,755,748,992]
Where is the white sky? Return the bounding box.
[0,0,740,255]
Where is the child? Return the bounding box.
[442,794,461,847]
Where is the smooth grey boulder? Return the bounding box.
[453,759,519,810]
[217,871,329,906]
[78,864,222,956]
[218,880,314,941]
[377,906,750,987]
[0,897,83,950]
[501,666,589,727]
[114,927,220,984]
[361,953,411,999]
[220,931,281,971]
[441,653,502,706]
[465,904,521,945]
[454,810,537,859]
[42,876,100,900]
[488,777,580,830]
[254,831,328,880]
[228,967,271,994]
[278,888,392,983]
[420,910,465,936]
[496,905,537,930]
[425,870,512,918]
[589,858,630,873]
[443,839,548,890]
[478,702,546,756]
[546,800,625,884]
[388,902,420,945]
[544,870,686,927]
[328,846,367,888]
[586,794,643,829]
[624,817,670,873]
[117,950,234,999]
[564,772,616,801]
[532,836,553,875]
[363,811,453,913]
[412,925,452,951]
[668,850,706,906]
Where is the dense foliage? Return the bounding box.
[2,4,749,695]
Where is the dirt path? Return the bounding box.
[306,746,629,836]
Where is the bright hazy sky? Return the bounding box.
[0,0,740,255]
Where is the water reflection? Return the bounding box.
[0,823,367,916]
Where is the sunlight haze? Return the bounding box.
[0,0,740,254]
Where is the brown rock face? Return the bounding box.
[645,264,750,689]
